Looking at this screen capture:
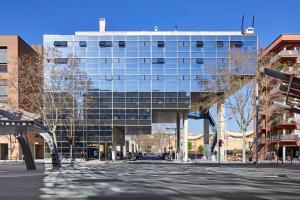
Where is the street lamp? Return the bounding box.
[66,116,75,162]
[223,117,232,163]
[275,142,280,164]
[248,141,253,162]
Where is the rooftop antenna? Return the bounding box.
[241,15,245,34]
[252,16,255,28]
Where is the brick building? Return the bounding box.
[259,34,300,161]
[0,36,44,160]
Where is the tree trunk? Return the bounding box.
[242,130,246,163]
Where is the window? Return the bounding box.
[178,41,189,47]
[0,47,7,73]
[157,41,165,47]
[196,58,204,64]
[152,58,165,64]
[0,65,7,72]
[99,41,112,47]
[139,41,150,46]
[53,41,68,47]
[118,41,126,47]
[196,75,203,80]
[79,41,87,47]
[216,41,223,48]
[196,41,204,47]
[139,58,151,63]
[0,79,8,97]
[0,47,7,64]
[157,75,164,80]
[179,58,190,63]
[230,41,243,48]
[144,75,151,80]
[54,58,68,64]
[113,58,124,63]
[105,75,113,81]
[183,75,190,80]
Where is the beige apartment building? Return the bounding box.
[188,131,253,161]
[0,36,44,160]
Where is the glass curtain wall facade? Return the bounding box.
[43,33,257,158]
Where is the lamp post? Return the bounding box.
[67,116,75,162]
[248,141,253,162]
[275,142,279,164]
[223,117,232,163]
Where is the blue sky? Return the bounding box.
[2,0,300,47]
[1,0,299,133]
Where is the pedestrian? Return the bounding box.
[80,152,84,161]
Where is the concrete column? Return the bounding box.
[183,112,189,162]
[203,112,210,160]
[129,141,133,153]
[123,145,127,157]
[176,112,181,159]
[217,103,225,163]
[132,143,136,153]
[112,145,116,161]
[283,145,286,162]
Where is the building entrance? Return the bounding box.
[87,147,99,160]
[99,142,112,160]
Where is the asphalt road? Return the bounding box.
[1,162,300,199]
[0,162,44,200]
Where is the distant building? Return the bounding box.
[187,131,253,160]
[0,36,44,160]
[259,34,300,161]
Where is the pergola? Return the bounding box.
[0,103,60,170]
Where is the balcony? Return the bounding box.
[271,116,298,131]
[270,134,298,142]
[270,49,299,64]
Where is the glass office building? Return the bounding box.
[43,20,257,159]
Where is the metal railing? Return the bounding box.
[259,134,298,143]
[270,134,298,142]
[270,49,299,63]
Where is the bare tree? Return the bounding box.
[218,49,256,163]
[11,48,90,148]
[223,49,287,163]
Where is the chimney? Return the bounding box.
[99,18,106,32]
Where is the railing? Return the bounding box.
[270,49,299,63]
[270,134,298,142]
[259,134,298,143]
[271,116,296,126]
